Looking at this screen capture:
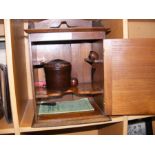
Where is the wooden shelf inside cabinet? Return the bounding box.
[25,27,109,42]
[20,100,111,133]
[33,98,110,128]
[25,27,110,33]
[35,83,103,99]
[0,117,14,134]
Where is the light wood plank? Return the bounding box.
[128,20,155,38]
[9,20,30,124]
[123,116,128,135]
[24,22,34,100]
[128,115,154,121]
[4,19,20,135]
[123,19,129,39]
[0,20,4,36]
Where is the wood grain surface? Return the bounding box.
[10,20,29,123]
[104,39,155,115]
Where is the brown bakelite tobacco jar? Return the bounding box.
[44,59,71,91]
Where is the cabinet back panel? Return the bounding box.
[104,39,155,115]
[128,20,155,38]
[0,20,4,36]
[32,43,92,84]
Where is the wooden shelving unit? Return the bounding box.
[1,19,155,135]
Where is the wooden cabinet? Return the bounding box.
[25,19,111,128]
[1,19,155,135]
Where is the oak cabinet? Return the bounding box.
[25,19,110,128]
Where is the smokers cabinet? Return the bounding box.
[9,19,155,129]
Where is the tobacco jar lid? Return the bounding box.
[44,59,71,69]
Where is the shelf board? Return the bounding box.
[19,100,127,133]
[19,99,117,133]
[0,36,5,41]
[128,19,155,22]
[35,83,103,99]
[25,27,110,34]
[33,97,110,128]
[0,117,14,134]
[127,115,154,121]
[20,101,155,133]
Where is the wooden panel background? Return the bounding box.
[0,20,4,36]
[128,20,155,38]
[32,19,92,29]
[71,43,91,83]
[32,43,92,84]
[104,39,155,115]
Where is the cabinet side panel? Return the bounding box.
[10,20,29,122]
[92,41,104,109]
[4,20,20,134]
[104,40,112,114]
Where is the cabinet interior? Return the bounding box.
[30,38,109,127]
